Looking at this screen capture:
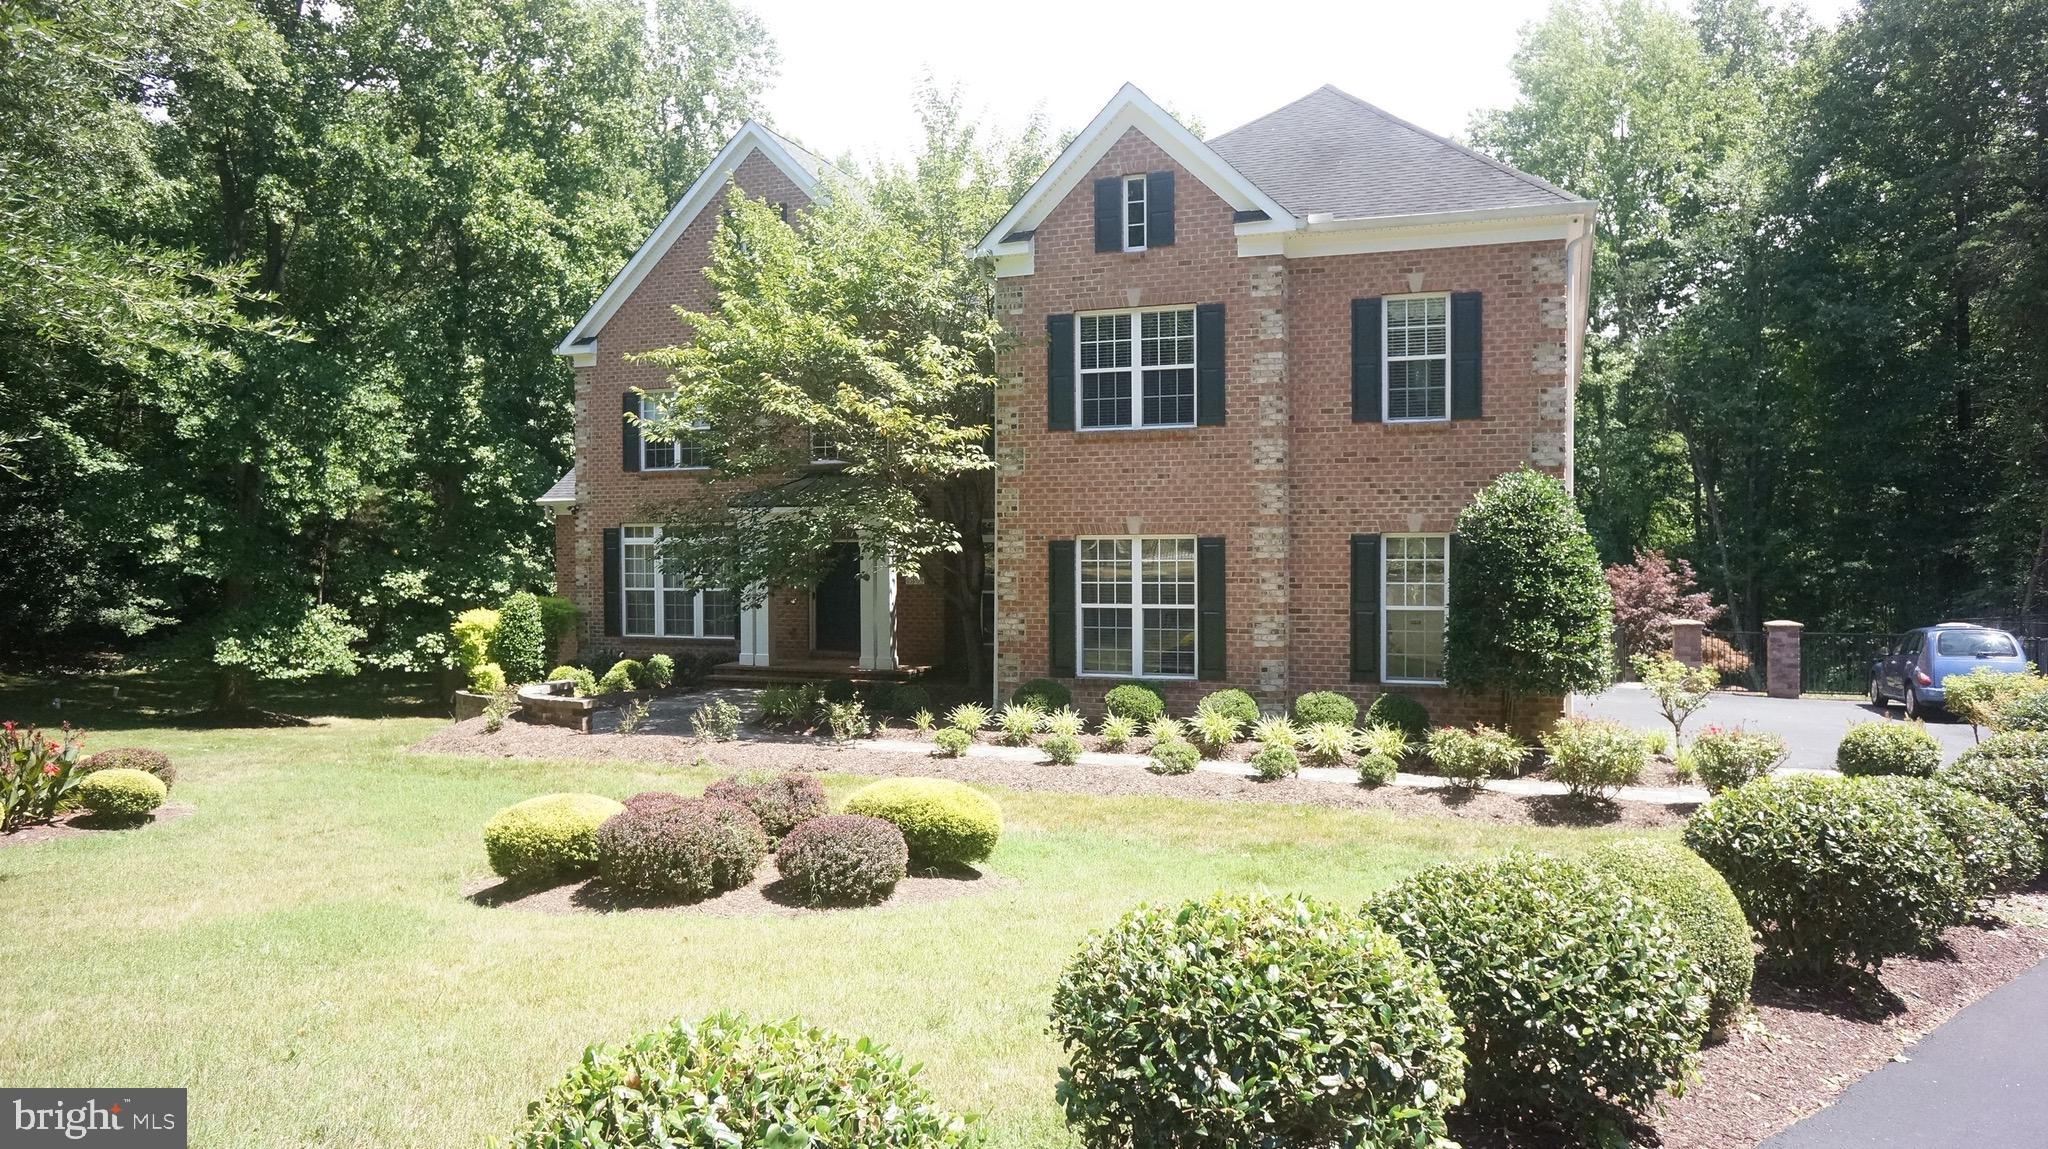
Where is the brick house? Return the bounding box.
[973,84,1594,722]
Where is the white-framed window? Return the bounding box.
[1384,294,1450,423]
[1123,174,1147,251]
[621,525,737,638]
[810,429,843,463]
[1079,536,1197,678]
[638,392,711,471]
[1078,307,1196,430]
[1382,534,1448,683]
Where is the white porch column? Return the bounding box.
[857,544,898,671]
[736,585,771,667]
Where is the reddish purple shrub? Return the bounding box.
[774,815,909,906]
[79,747,176,791]
[595,797,767,902]
[620,790,689,816]
[1605,550,1722,664]
[703,773,828,839]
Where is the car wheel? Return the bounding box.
[1869,677,1885,706]
[1904,687,1921,719]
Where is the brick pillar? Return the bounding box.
[1668,619,1704,668]
[1765,620,1803,699]
[1247,258,1290,707]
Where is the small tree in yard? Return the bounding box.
[1633,653,1718,749]
[1445,468,1614,732]
[1606,549,1722,665]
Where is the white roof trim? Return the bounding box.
[554,121,824,364]
[972,83,1296,259]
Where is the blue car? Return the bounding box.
[1869,623,2029,718]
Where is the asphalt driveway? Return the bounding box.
[1577,687,1983,771]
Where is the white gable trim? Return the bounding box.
[554,121,823,367]
[1238,203,1593,260]
[971,83,1295,262]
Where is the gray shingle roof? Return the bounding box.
[1209,85,1588,221]
[536,468,576,506]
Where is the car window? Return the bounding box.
[1936,630,2019,657]
[1904,632,1923,655]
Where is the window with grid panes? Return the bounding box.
[1078,308,1195,429]
[1382,534,1448,682]
[1384,295,1449,422]
[1079,536,1196,677]
[620,525,736,638]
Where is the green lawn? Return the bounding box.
[0,672,1661,1147]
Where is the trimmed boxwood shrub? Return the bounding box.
[1250,743,1299,781]
[1836,721,1942,778]
[1859,776,2042,903]
[490,591,547,685]
[820,677,861,704]
[1996,687,2048,732]
[703,773,828,840]
[1147,740,1198,776]
[870,682,931,719]
[75,768,166,821]
[642,652,675,689]
[1586,838,1754,1032]
[1101,682,1166,723]
[1683,774,1968,972]
[1194,687,1259,724]
[546,665,598,697]
[1943,732,2048,862]
[1011,678,1072,712]
[774,814,909,906]
[596,659,641,695]
[484,793,625,884]
[931,727,972,758]
[79,747,175,791]
[843,778,1001,867]
[1042,733,1083,766]
[1690,726,1787,793]
[1052,893,1465,1149]
[500,1013,975,1149]
[1291,690,1358,727]
[1364,692,1430,742]
[595,797,767,902]
[1425,725,1523,789]
[1369,854,1707,1133]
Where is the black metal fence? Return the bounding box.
[1801,631,1894,697]
[1703,629,1766,692]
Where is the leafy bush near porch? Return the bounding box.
[824,700,871,742]
[1835,720,1941,778]
[1368,853,1707,1134]
[1291,690,1358,727]
[1943,732,2048,862]
[1424,725,1522,789]
[1096,714,1136,751]
[490,592,547,685]
[758,685,815,726]
[79,747,176,791]
[773,814,908,906]
[468,661,507,694]
[500,1014,975,1149]
[1363,692,1430,742]
[1540,717,1647,799]
[1195,688,1259,725]
[1355,726,1408,788]
[1147,739,1199,776]
[1011,678,1071,712]
[1102,682,1165,723]
[75,768,166,822]
[483,793,624,884]
[1042,734,1083,766]
[642,653,675,689]
[1857,776,2041,905]
[1302,722,1355,767]
[820,678,861,704]
[997,703,1042,745]
[449,607,500,671]
[691,698,743,741]
[596,659,641,695]
[1585,838,1754,1032]
[869,682,930,719]
[1683,774,1968,972]
[1690,726,1786,793]
[1251,743,1299,781]
[595,796,767,902]
[1187,709,1244,758]
[931,727,972,758]
[704,773,828,840]
[1051,893,1465,1149]
[844,778,1000,867]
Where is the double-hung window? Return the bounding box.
[1384,294,1450,422]
[620,525,737,638]
[809,429,844,464]
[1079,536,1196,678]
[638,392,711,470]
[1123,175,1147,251]
[1382,534,1448,683]
[1078,307,1196,429]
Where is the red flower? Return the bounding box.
[43,763,59,776]
[1,720,13,732]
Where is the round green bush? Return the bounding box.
[1011,678,1072,712]
[1042,733,1083,766]
[1586,838,1754,1032]
[931,727,972,758]
[843,778,1001,867]
[1540,716,1647,799]
[1291,690,1358,727]
[545,665,598,697]
[1194,688,1259,724]
[1369,854,1706,1132]
[1858,776,2042,902]
[1052,892,1465,1149]
[596,659,641,695]
[870,682,931,719]
[469,661,508,694]
[1147,740,1198,776]
[79,747,175,791]
[484,793,624,884]
[1996,688,2048,732]
[1836,721,1942,778]
[774,814,908,906]
[595,797,768,902]
[1683,774,1968,973]
[500,1013,975,1149]
[820,677,861,704]
[1364,692,1430,741]
[75,768,167,821]
[1250,743,1298,781]
[703,773,828,839]
[1943,732,2048,862]
[1101,682,1166,724]
[1690,727,1787,793]
[642,653,675,689]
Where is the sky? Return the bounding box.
[749,0,1858,166]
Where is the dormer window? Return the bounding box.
[1123,175,1147,251]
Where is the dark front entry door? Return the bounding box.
[814,543,861,652]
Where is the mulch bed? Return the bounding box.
[412,717,1686,829]
[461,859,1003,918]
[0,801,195,849]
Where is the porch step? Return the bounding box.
[703,660,927,688]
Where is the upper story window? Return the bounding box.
[620,525,736,638]
[1079,536,1197,678]
[1384,294,1450,423]
[639,392,711,470]
[809,429,844,464]
[1382,533,1448,683]
[1079,307,1196,430]
[1123,175,1147,251]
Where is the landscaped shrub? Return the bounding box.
[1042,706,1085,739]
[1042,733,1083,766]
[484,793,625,884]
[820,678,861,703]
[1144,715,1184,745]
[1,722,85,831]
[703,773,828,840]
[1683,774,1968,972]
[1943,666,2048,731]
[642,652,675,689]
[1101,682,1166,724]
[1302,721,1355,767]
[1291,690,1358,728]
[79,747,175,791]
[1996,688,2048,733]
[1633,653,1718,747]
[910,708,934,732]
[1096,714,1136,752]
[74,768,166,822]
[468,661,507,694]
[546,665,598,697]
[870,682,930,719]
[690,698,743,741]
[1586,838,1754,1033]
[534,595,579,664]
[758,685,814,726]
[773,814,909,906]
[1148,739,1199,776]
[482,687,521,733]
[1051,893,1465,1149]
[1355,726,1408,787]
[1943,732,2048,860]
[997,703,1042,745]
[490,592,547,685]
[1540,716,1648,799]
[1858,776,2042,905]
[1364,692,1430,741]
[621,790,690,816]
[945,702,990,733]
[1250,715,1300,750]
[1187,708,1243,758]
[1424,725,1523,789]
[1011,678,1071,712]
[1250,743,1299,781]
[596,659,641,695]
[842,778,1001,867]
[595,797,767,902]
[1836,720,1941,778]
[825,700,871,742]
[450,607,500,671]
[500,1013,975,1149]
[1690,726,1786,793]
[1195,687,1259,725]
[932,727,972,758]
[1368,853,1707,1133]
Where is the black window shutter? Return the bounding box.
[1195,303,1225,426]
[602,528,623,636]
[1350,534,1381,681]
[1146,171,1175,247]
[1093,178,1121,253]
[1351,299,1382,422]
[1048,539,1076,675]
[1046,314,1076,430]
[1451,291,1483,419]
[620,391,641,472]
[1197,536,1225,681]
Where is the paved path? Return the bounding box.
[1578,686,1982,771]
[1759,958,2048,1149]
